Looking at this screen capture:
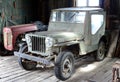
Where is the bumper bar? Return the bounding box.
[14,52,50,65]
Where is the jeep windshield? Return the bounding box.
[50,11,86,23]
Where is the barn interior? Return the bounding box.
[0,0,120,82]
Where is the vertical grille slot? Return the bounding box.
[31,36,46,53]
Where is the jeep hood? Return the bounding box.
[33,31,84,43]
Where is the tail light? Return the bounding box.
[3,28,13,51]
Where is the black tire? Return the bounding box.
[55,51,74,81]
[96,41,106,61]
[18,45,37,70]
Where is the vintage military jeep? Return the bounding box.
[14,7,107,80]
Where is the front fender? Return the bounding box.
[54,41,79,47]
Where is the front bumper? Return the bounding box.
[14,52,50,65]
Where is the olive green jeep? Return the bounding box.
[15,7,107,81]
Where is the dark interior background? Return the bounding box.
[31,0,74,24]
[3,0,119,25]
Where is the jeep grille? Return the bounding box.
[31,36,46,53]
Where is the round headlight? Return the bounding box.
[45,37,53,47]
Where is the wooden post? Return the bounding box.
[73,0,76,7]
[112,61,120,82]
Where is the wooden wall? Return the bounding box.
[1,0,34,25]
[0,0,74,25]
[34,0,74,24]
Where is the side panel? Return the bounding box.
[86,11,106,53]
[90,12,106,45]
[80,11,106,54]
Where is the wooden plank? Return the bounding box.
[87,60,116,82]
[0,55,119,82]
[6,71,40,82]
[42,76,60,82]
[0,70,31,82]
[101,72,112,82]
[65,58,117,82]
[114,30,120,57]
[107,30,119,57]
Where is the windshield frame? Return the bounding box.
[50,10,86,24]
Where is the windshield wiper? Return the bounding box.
[68,13,76,21]
[68,12,79,21]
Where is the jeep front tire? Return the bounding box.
[55,51,74,81]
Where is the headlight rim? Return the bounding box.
[45,37,54,47]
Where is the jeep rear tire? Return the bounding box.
[96,41,106,61]
[18,45,37,70]
[55,51,74,81]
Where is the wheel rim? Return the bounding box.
[62,57,73,77]
[98,43,105,59]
